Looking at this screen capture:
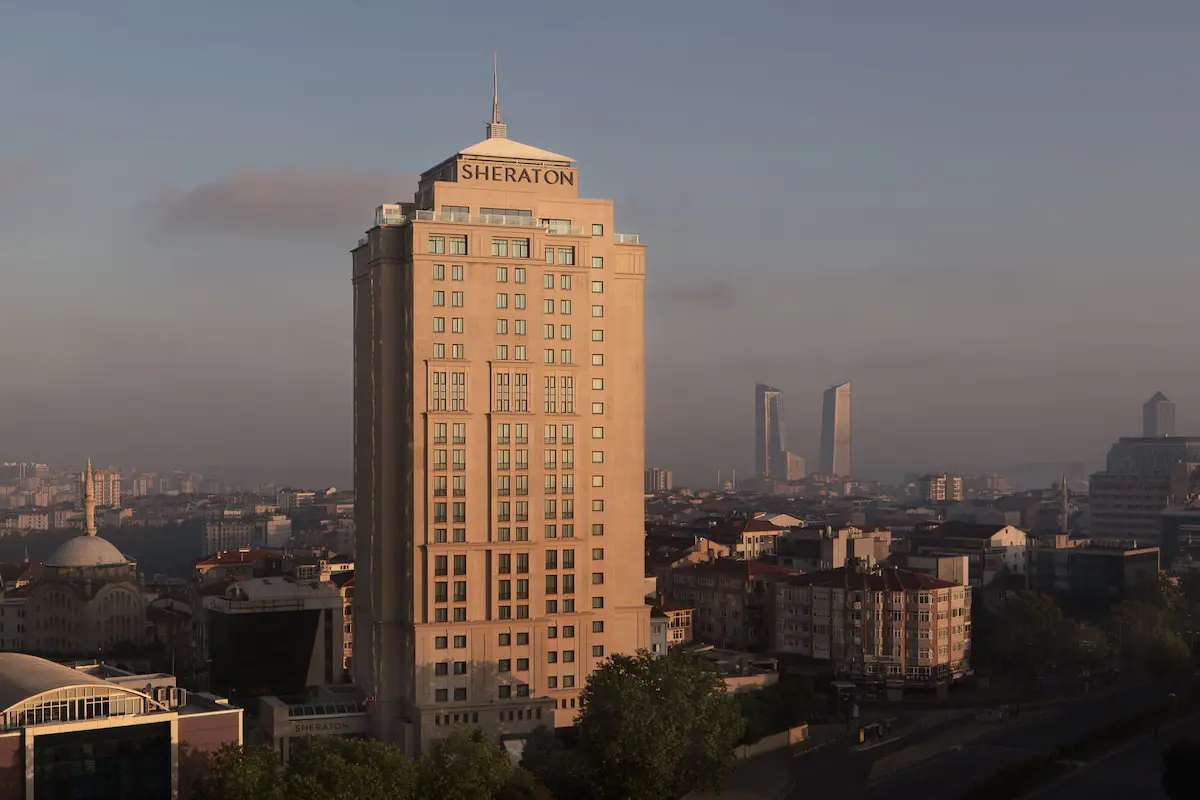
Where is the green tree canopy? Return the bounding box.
[193,744,283,800]
[284,736,416,800]
[415,728,543,800]
[566,649,745,800]
[991,591,1069,677]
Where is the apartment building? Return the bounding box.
[352,93,648,751]
[773,564,970,693]
[659,560,798,652]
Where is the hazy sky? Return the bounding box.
[3,1,1199,488]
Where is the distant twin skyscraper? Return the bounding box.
[754,381,852,480]
[1143,391,1176,438]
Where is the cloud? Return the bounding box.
[156,168,418,235]
[0,160,44,198]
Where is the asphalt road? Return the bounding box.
[1032,713,1200,800]
[785,685,1166,800]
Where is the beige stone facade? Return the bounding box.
[352,116,649,753]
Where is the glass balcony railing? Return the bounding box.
[614,233,641,244]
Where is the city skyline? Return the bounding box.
[5,3,1200,488]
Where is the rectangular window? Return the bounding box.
[435,608,448,622]
[515,423,529,443]
[496,344,509,360]
[435,636,448,649]
[453,634,467,648]
[451,372,467,411]
[517,633,529,646]
[547,677,558,689]
[563,574,575,594]
[545,574,558,594]
[545,247,554,264]
[561,449,574,468]
[449,235,467,255]
[499,685,512,698]
[562,499,574,519]
[451,343,464,359]
[592,597,604,609]
[433,422,448,444]
[454,687,467,700]
[563,474,575,494]
[498,526,511,541]
[496,449,511,470]
[591,475,603,488]
[544,474,557,494]
[591,280,603,293]
[592,548,604,560]
[544,349,555,364]
[544,499,557,519]
[560,376,574,414]
[434,555,448,575]
[434,527,448,543]
[515,319,527,335]
[453,449,466,470]
[593,620,604,633]
[592,645,605,657]
[452,291,464,307]
[496,266,508,282]
[515,267,527,283]
[453,581,467,602]
[515,474,529,495]
[560,325,572,340]
[563,675,575,688]
[558,248,575,265]
[591,329,604,342]
[496,293,509,308]
[496,318,509,334]
[492,239,509,257]
[452,502,466,523]
[592,256,603,269]
[543,299,555,314]
[544,376,557,413]
[560,299,572,315]
[563,650,575,663]
[452,264,464,281]
[434,581,448,603]
[515,294,527,309]
[592,404,604,416]
[563,550,575,569]
[433,290,445,307]
[433,476,447,497]
[544,450,557,470]
[543,323,555,339]
[591,304,604,317]
[516,553,529,573]
[592,223,604,236]
[513,239,530,258]
[559,274,572,290]
[435,688,448,702]
[544,273,556,289]
[517,605,529,619]
[452,317,464,333]
[546,600,558,614]
[592,354,604,366]
[560,349,572,364]
[591,499,603,512]
[434,317,446,333]
[497,475,511,496]
[562,425,575,444]
[498,554,511,574]
[432,343,445,359]
[592,523,604,536]
[591,572,604,585]
[429,236,446,254]
[592,377,604,390]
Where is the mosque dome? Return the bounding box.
[45,536,128,568]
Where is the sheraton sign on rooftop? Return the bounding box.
[459,162,576,186]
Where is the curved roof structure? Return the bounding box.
[45,535,128,568]
[0,653,113,713]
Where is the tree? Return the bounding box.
[193,744,283,800]
[416,728,544,800]
[1059,622,1113,677]
[1112,600,1192,679]
[284,736,416,800]
[991,592,1069,678]
[568,648,745,800]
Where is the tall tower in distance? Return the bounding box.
[754,384,787,480]
[1143,392,1176,438]
[81,459,97,536]
[819,382,852,477]
[351,67,649,754]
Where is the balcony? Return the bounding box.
[614,233,641,244]
[411,210,539,229]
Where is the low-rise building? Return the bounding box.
[660,560,799,652]
[774,525,893,572]
[907,521,1027,588]
[0,653,241,799]
[1026,534,1160,612]
[772,564,970,696]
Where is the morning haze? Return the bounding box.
[1,1,1198,487]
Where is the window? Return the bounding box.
[591,475,603,488]
[591,572,604,585]
[559,325,572,340]
[591,451,604,463]
[498,554,511,574]
[435,608,448,622]
[516,553,529,573]
[496,344,509,360]
[591,304,604,318]
[435,688,448,702]
[592,523,604,536]
[547,652,558,664]
[592,354,604,366]
[548,626,558,639]
[452,291,464,307]
[451,343,464,359]
[592,378,604,390]
[496,293,509,309]
[435,662,448,676]
[592,403,604,415]
[544,376,557,413]
[592,645,605,657]
[434,554,448,575]
[545,247,554,264]
[546,599,558,614]
[452,264,464,281]
[499,685,512,698]
[497,449,511,470]
[433,290,445,307]
[592,597,605,609]
[429,236,446,254]
[513,239,530,258]
[591,329,604,342]
[517,684,530,697]
[544,450,557,470]
[433,422,448,444]
[451,372,467,411]
[543,299,555,314]
[543,323,555,339]
[515,294,527,309]
[496,318,509,335]
[563,550,575,569]
[592,256,603,269]
[453,607,466,621]
[563,474,576,494]
[558,248,575,265]
[592,620,604,633]
[543,273,556,289]
[514,267,526,283]
[591,280,603,293]
[591,499,604,512]
[545,574,558,594]
[453,634,466,648]
[453,687,467,701]
[563,675,575,688]
[452,317,464,333]
[514,344,527,361]
[544,474,557,493]
[432,343,445,359]
[563,650,575,663]
[434,317,446,333]
[562,449,574,468]
[498,526,511,541]
[547,677,558,689]
[435,581,448,602]
[449,235,467,255]
[517,633,529,645]
[453,449,466,470]
[592,426,604,439]
[516,526,529,542]
[544,499,557,519]
[563,625,575,638]
[497,475,511,496]
[544,349,555,364]
[561,275,573,290]
[492,239,509,257]
[560,349,572,364]
[560,376,575,413]
[434,527,448,543]
[436,636,448,649]
[517,605,529,619]
[515,319,527,335]
[496,266,509,282]
[453,554,467,575]
[560,300,572,315]
[592,223,604,236]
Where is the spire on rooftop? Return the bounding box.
[486,52,508,140]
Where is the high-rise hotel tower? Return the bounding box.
[351,78,649,753]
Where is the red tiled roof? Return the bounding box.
[743,519,784,533]
[194,548,282,566]
[927,520,1013,540]
[781,566,957,592]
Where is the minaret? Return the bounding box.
[486,52,507,140]
[1059,473,1070,533]
[82,459,97,536]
